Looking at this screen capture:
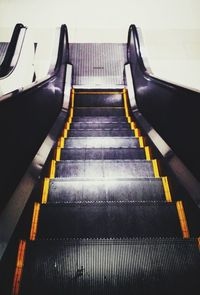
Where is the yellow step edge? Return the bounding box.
[152,159,160,178]
[162,176,172,202]
[30,203,40,240]
[69,108,74,119]
[197,237,200,250]
[62,129,68,138]
[12,240,26,295]
[138,136,145,148]
[176,201,190,238]
[68,116,72,124]
[144,146,151,160]
[41,178,50,204]
[74,91,123,95]
[64,121,71,130]
[134,128,141,138]
[127,116,131,123]
[57,137,64,148]
[125,109,129,119]
[130,121,137,130]
[55,147,61,161]
[71,89,75,108]
[49,160,56,179]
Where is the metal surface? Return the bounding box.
[69,43,127,88]
[0,42,9,65]
[20,239,200,295]
[37,202,182,238]
[48,178,166,202]
[60,148,145,160]
[55,160,155,178]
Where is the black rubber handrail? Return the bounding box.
[127,24,200,183]
[0,23,27,78]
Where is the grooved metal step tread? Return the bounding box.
[19,238,200,295]
[74,108,125,116]
[64,137,140,148]
[70,122,130,129]
[36,202,183,239]
[68,129,134,137]
[55,160,156,178]
[60,148,145,160]
[74,94,123,107]
[73,116,127,123]
[47,178,166,202]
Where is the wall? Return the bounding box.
[0,0,200,89]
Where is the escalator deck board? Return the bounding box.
[60,148,145,160]
[47,178,166,202]
[64,137,140,148]
[36,202,183,238]
[19,239,200,295]
[55,160,155,178]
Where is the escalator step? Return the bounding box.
[68,129,133,137]
[35,202,183,238]
[73,116,127,123]
[74,107,125,116]
[55,160,155,178]
[47,178,166,202]
[64,137,140,148]
[60,148,145,160]
[70,122,130,129]
[18,238,200,295]
[74,94,124,107]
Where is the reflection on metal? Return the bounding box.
[125,64,136,109]
[0,42,9,65]
[63,64,72,110]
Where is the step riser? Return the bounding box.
[64,137,140,148]
[68,130,133,137]
[74,108,125,116]
[47,179,166,202]
[70,123,130,129]
[74,94,124,107]
[60,148,145,160]
[73,116,128,123]
[36,203,182,238]
[55,161,155,178]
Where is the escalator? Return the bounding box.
[8,89,200,294]
[0,23,35,96]
[0,24,200,295]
